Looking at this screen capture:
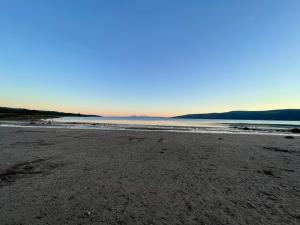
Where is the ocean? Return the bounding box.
[43,116,300,136]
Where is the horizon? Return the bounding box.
[1,1,300,117]
[2,105,300,118]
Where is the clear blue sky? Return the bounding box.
[1,0,300,116]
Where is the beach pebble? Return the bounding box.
[85,211,92,216]
[290,128,300,133]
[285,136,294,139]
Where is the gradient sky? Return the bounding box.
[1,0,300,116]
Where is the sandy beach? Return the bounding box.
[0,126,299,225]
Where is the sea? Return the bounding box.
[48,116,300,135]
[1,116,300,136]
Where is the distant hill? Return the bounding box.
[174,109,300,121]
[0,107,101,120]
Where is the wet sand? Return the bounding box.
[0,126,299,225]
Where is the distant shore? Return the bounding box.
[175,109,300,121]
[0,126,299,224]
[0,106,101,120]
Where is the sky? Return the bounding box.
[1,0,300,117]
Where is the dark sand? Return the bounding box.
[0,126,299,225]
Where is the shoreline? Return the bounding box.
[1,119,300,137]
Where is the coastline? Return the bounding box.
[1,119,300,137]
[0,126,299,224]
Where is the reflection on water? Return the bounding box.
[1,116,300,136]
[52,116,300,127]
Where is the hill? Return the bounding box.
[174,109,300,121]
[0,107,101,120]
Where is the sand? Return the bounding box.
[0,126,299,225]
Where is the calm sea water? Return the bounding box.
[1,116,299,135]
[52,116,300,127]
[44,116,300,135]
